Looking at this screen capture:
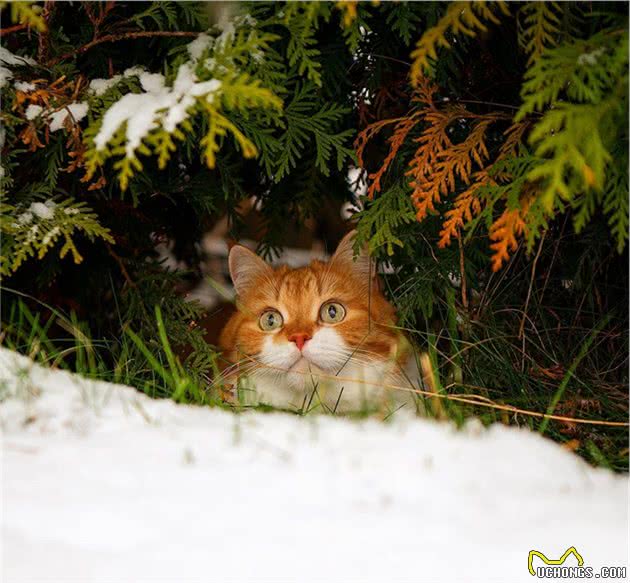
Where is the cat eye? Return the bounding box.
[259,309,284,331]
[319,302,346,324]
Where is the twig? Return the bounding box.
[106,244,136,288]
[478,244,522,316]
[0,24,28,36]
[37,1,55,62]
[49,30,200,65]
[453,98,528,112]
[519,233,546,373]
[371,53,412,67]
[540,215,568,301]
[458,237,468,310]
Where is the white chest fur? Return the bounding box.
[236,354,424,415]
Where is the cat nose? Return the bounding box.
[288,333,311,351]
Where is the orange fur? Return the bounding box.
[218,231,416,408]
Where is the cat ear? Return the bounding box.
[330,230,375,284]
[228,245,273,297]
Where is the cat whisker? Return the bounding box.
[209,359,260,388]
[342,346,392,359]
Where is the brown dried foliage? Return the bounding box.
[13,75,96,183]
[355,79,532,271]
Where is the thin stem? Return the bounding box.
[458,237,468,310]
[49,30,200,64]
[0,24,28,36]
[519,233,546,373]
[453,98,523,112]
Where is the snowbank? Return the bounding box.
[1,348,627,582]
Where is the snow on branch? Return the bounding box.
[83,17,282,190]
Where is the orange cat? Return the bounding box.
[218,231,424,413]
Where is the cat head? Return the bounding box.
[226,231,400,379]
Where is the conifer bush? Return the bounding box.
[1,1,627,469]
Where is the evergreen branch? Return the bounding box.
[518,1,562,65]
[516,30,628,118]
[410,1,509,84]
[1,198,114,275]
[274,83,353,181]
[355,183,416,256]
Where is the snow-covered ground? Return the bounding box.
[1,347,628,582]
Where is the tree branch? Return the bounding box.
[0,24,28,36]
[49,30,200,65]
[37,1,56,62]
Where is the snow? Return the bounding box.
[235,13,257,28]
[24,102,87,131]
[41,225,61,246]
[1,347,627,583]
[48,102,88,132]
[123,65,145,78]
[139,71,165,93]
[0,47,36,89]
[89,67,146,96]
[24,224,39,242]
[13,201,57,227]
[187,32,213,61]
[89,76,121,96]
[215,22,236,49]
[24,104,43,120]
[16,212,33,225]
[13,81,36,92]
[89,66,149,96]
[0,68,11,88]
[29,200,55,220]
[94,64,221,157]
[0,47,36,67]
[578,47,606,66]
[213,13,256,51]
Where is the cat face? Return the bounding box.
[221,231,401,382]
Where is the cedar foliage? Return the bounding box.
[361,7,628,269]
[1,1,628,469]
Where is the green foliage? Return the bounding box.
[518,1,563,64]
[516,29,628,250]
[125,305,211,403]
[385,3,423,46]
[281,2,330,86]
[601,166,629,254]
[1,198,114,275]
[2,1,46,32]
[354,183,416,255]
[129,2,204,31]
[344,1,627,467]
[1,293,222,405]
[517,31,628,116]
[274,83,354,180]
